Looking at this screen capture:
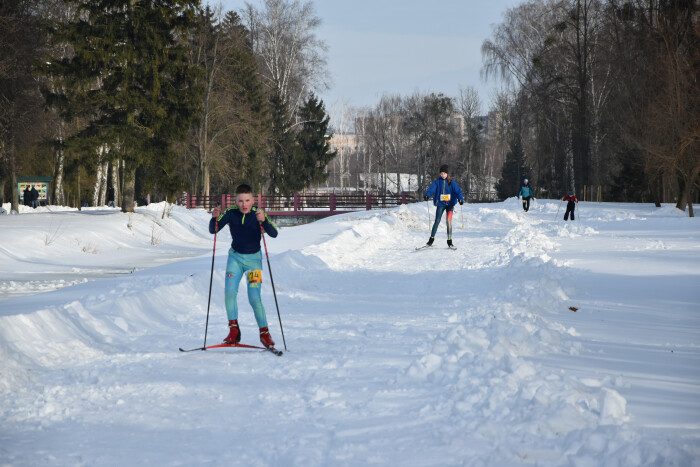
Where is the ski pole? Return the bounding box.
[202,211,219,350]
[426,199,431,231]
[555,199,563,221]
[461,202,465,229]
[261,224,287,351]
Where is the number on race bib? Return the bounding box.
[440,194,451,202]
[247,270,262,284]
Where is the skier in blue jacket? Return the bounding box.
[423,164,464,248]
[517,178,534,212]
[209,184,279,348]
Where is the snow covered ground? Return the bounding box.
[1,199,698,466]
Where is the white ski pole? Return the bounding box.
[555,199,563,221]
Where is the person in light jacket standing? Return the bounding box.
[517,179,534,212]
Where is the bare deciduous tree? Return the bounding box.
[457,85,482,194]
[638,4,700,216]
[243,0,328,119]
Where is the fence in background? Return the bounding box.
[177,192,418,215]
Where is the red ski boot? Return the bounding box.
[223,319,240,344]
[259,326,275,348]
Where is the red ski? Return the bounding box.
[179,342,283,356]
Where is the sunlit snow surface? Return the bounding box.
[1,200,698,466]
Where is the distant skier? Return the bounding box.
[423,164,464,248]
[209,184,279,348]
[562,190,578,221]
[517,179,534,212]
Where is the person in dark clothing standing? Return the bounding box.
[30,186,39,208]
[209,184,279,348]
[22,186,31,207]
[562,190,578,221]
[107,186,115,207]
[517,179,534,212]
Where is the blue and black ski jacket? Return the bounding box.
[425,178,464,208]
[209,206,278,254]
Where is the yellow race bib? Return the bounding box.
[440,194,451,202]
[247,270,262,284]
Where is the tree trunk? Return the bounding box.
[95,162,107,206]
[54,122,66,206]
[568,133,576,195]
[93,145,109,206]
[92,144,109,206]
[122,166,136,213]
[54,146,65,206]
[92,163,102,207]
[112,159,121,207]
[651,175,662,207]
[10,143,19,212]
[685,168,699,218]
[99,161,109,205]
[201,156,210,196]
[676,174,687,212]
[11,171,18,213]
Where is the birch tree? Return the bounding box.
[457,85,482,195]
[243,0,328,118]
[378,94,410,194]
[329,98,352,192]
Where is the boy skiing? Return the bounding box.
[209,184,279,348]
[562,190,578,221]
[517,179,534,212]
[423,164,464,248]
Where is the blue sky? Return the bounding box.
[215,0,521,110]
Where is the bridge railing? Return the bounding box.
[177,192,418,214]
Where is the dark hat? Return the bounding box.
[569,190,574,195]
[439,164,449,173]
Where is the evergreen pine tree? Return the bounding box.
[495,138,529,200]
[1,0,46,211]
[43,0,201,211]
[295,93,336,190]
[268,93,335,195]
[268,91,299,195]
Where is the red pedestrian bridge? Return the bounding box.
[178,192,417,220]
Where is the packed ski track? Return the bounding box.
[0,200,698,466]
